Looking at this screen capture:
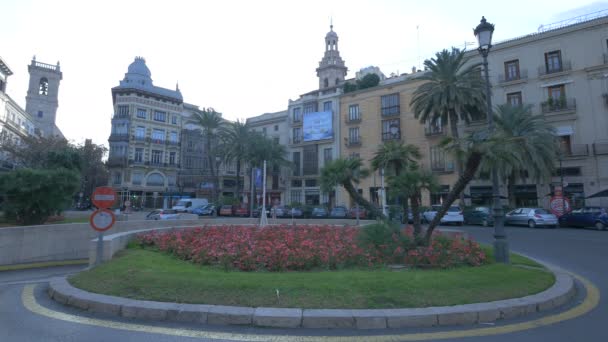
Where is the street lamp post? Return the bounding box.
[475,16,510,264]
[354,168,360,225]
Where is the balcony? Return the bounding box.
[132,135,147,143]
[381,106,400,117]
[108,133,129,142]
[150,138,165,145]
[560,144,589,158]
[541,98,576,114]
[112,113,129,119]
[165,140,180,147]
[289,137,303,145]
[593,142,608,155]
[345,116,361,124]
[498,69,528,84]
[382,131,401,141]
[425,125,445,136]
[129,159,145,166]
[346,137,362,147]
[431,161,455,173]
[538,60,572,77]
[107,156,127,167]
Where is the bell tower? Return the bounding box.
[25,56,63,137]
[316,23,348,90]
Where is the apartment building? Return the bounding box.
[464,14,608,208]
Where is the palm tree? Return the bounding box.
[320,157,385,220]
[479,104,557,207]
[410,47,486,206]
[423,110,558,245]
[388,167,438,239]
[220,120,252,203]
[189,108,224,202]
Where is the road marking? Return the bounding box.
[21,272,600,341]
[0,260,88,272]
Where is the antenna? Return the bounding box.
[416,25,421,71]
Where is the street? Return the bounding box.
[0,224,606,342]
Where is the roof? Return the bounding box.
[0,56,13,76]
[113,57,183,102]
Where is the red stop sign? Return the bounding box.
[92,186,117,209]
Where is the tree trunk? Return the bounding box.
[424,151,483,245]
[235,159,241,204]
[507,173,516,208]
[449,112,465,209]
[206,133,218,203]
[410,192,422,240]
[343,181,385,220]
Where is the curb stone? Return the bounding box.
[47,265,576,330]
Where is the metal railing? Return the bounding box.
[498,69,528,83]
[541,98,576,114]
[561,144,589,157]
[346,137,362,146]
[108,133,129,142]
[345,116,361,124]
[431,161,455,173]
[132,135,147,143]
[381,106,400,117]
[381,132,401,141]
[165,140,180,147]
[538,60,572,76]
[424,125,445,136]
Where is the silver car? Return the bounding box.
[505,208,558,228]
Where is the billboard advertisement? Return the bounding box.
[303,111,333,142]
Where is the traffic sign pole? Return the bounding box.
[95,232,104,266]
[90,187,117,266]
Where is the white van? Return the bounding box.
[172,198,208,213]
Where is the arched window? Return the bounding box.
[39,78,49,95]
[146,173,165,186]
[323,78,329,88]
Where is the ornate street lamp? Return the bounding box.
[474,16,510,264]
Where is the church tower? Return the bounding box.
[25,56,63,138]
[316,24,348,90]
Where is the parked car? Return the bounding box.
[252,206,270,218]
[311,206,328,218]
[463,206,494,226]
[505,208,557,228]
[287,207,304,218]
[146,209,179,220]
[270,205,291,217]
[422,205,464,225]
[218,205,234,216]
[349,207,367,219]
[330,206,349,218]
[192,204,216,216]
[172,198,208,213]
[234,206,250,217]
[558,207,608,230]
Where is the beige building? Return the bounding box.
[338,72,457,207]
[463,14,608,208]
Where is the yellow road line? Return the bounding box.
[21,273,599,342]
[0,259,88,272]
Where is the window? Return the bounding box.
[167,175,176,186]
[117,105,129,116]
[303,102,317,114]
[152,129,165,142]
[323,78,329,88]
[548,84,565,100]
[293,107,301,122]
[349,127,360,143]
[109,145,126,157]
[348,104,360,121]
[154,110,166,122]
[425,118,443,135]
[135,126,145,139]
[293,151,301,176]
[112,123,128,134]
[39,78,48,95]
[151,150,163,164]
[291,179,302,187]
[169,152,176,165]
[302,145,318,175]
[430,146,449,171]
[305,179,317,187]
[545,50,562,73]
[290,190,302,204]
[262,127,267,134]
[112,172,122,185]
[381,93,400,116]
[37,110,43,118]
[274,125,278,131]
[169,132,178,142]
[131,172,143,185]
[323,101,332,112]
[382,119,401,140]
[292,127,302,143]
[559,135,572,155]
[172,115,177,124]
[324,148,332,163]
[504,60,520,81]
[146,173,164,186]
[137,108,147,118]
[554,167,581,177]
[134,148,143,163]
[507,92,522,107]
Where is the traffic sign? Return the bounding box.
[89,209,116,232]
[550,196,571,217]
[92,186,117,209]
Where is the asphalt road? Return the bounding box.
[0,225,606,342]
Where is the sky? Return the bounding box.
[2,0,608,147]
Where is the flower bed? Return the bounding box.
[136,225,486,271]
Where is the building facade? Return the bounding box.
[25,57,64,138]
[108,57,184,208]
[286,25,347,207]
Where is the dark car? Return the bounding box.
[270,205,291,217]
[349,207,367,219]
[330,206,349,218]
[218,205,234,216]
[463,206,494,226]
[558,207,608,230]
[234,206,250,217]
[287,207,304,218]
[311,207,328,217]
[192,204,216,216]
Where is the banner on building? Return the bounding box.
[303,111,333,141]
[254,168,263,188]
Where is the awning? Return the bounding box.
[555,126,573,136]
[586,189,608,199]
[540,79,573,88]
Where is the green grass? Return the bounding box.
[481,245,544,268]
[70,248,555,309]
